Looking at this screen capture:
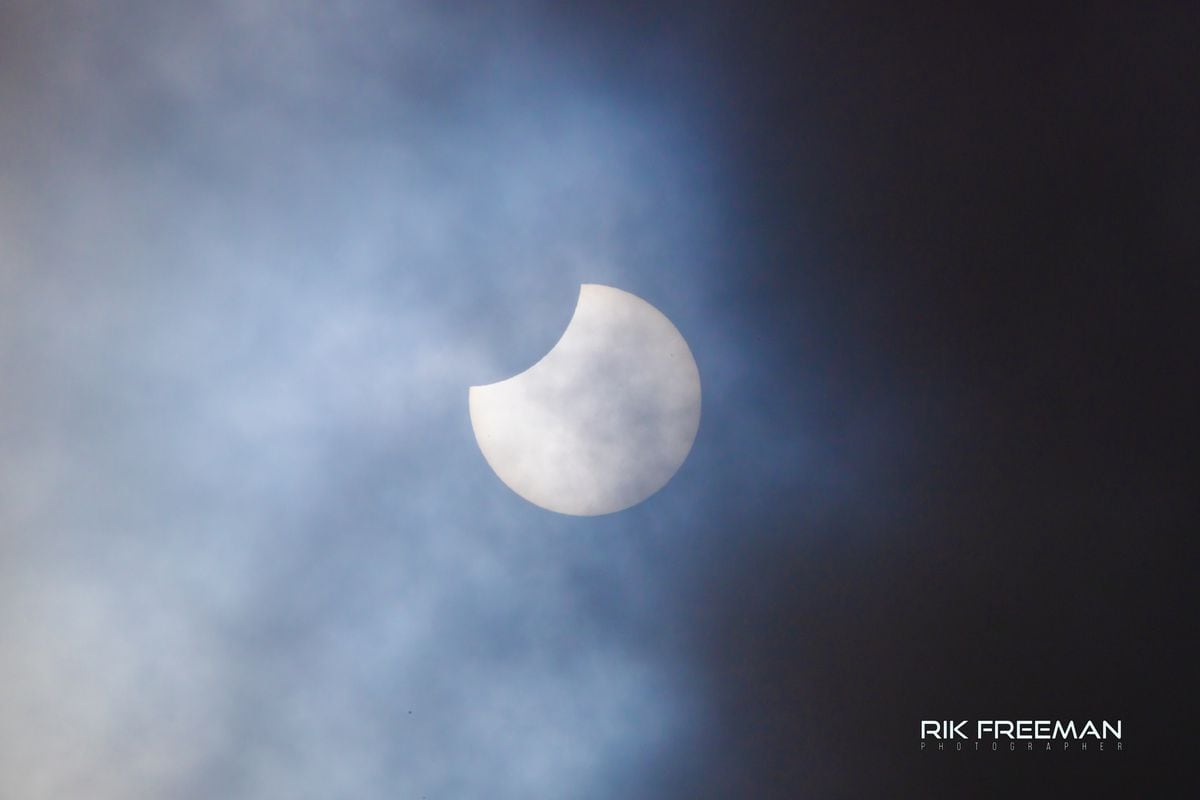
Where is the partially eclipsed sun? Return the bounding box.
[469,284,701,516]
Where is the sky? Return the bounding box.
[0,2,1194,798]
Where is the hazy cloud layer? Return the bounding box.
[0,3,734,798]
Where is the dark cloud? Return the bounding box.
[640,3,1194,796]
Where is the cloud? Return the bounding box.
[0,2,736,798]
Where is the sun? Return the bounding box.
[469,284,701,515]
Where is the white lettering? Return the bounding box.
[1052,720,1078,738]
